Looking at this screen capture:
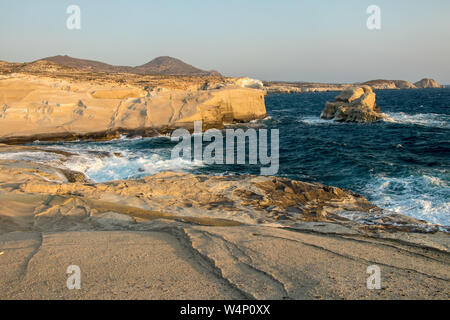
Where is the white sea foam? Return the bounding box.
[296,116,343,125]
[225,116,274,129]
[61,151,205,182]
[0,144,205,183]
[297,113,450,128]
[384,112,450,129]
[249,116,272,123]
[365,173,450,226]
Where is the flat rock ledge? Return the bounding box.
[321,86,386,123]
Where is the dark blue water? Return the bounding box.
[261,89,450,226]
[36,89,450,226]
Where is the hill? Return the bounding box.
[414,78,441,88]
[38,55,221,76]
[133,56,220,76]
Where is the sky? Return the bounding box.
[1,0,449,83]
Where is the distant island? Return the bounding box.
[263,78,442,93]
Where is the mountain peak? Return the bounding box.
[136,56,219,76]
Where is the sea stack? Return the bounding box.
[320,86,385,123]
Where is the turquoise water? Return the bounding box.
[30,89,450,226]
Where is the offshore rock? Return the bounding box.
[320,86,385,123]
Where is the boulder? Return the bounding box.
[320,86,385,123]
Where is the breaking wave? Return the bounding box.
[296,116,342,125]
[64,152,204,182]
[364,173,449,226]
[384,112,450,129]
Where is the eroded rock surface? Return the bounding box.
[321,86,386,123]
[0,144,444,233]
[0,64,266,143]
[0,144,448,300]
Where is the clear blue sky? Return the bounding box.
[1,0,449,83]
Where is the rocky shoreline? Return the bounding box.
[0,64,448,300]
[0,144,449,299]
[0,70,266,144]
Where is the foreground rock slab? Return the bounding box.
[0,225,448,300]
[0,231,244,299]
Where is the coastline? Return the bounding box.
[0,66,448,300]
[0,141,449,299]
[0,70,266,144]
[263,79,443,94]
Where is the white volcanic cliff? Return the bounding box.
[0,73,266,142]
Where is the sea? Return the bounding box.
[11,88,449,226]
